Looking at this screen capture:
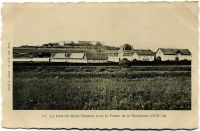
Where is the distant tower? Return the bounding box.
[120,44,132,51]
[118,43,133,60]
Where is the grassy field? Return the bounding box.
[13,65,191,110]
[13,65,191,72]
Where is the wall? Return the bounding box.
[138,55,154,61]
[155,49,164,59]
[32,58,50,62]
[122,55,133,61]
[162,55,176,61]
[67,59,87,63]
[177,54,191,61]
[108,56,119,62]
[50,58,67,62]
[87,59,108,63]
[13,58,33,62]
[133,53,154,61]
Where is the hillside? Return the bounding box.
[13,41,120,58]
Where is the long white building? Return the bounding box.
[155,48,191,61]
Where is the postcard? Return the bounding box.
[2,2,198,129]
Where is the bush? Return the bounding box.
[119,58,131,67]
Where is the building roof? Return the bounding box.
[123,52,134,56]
[68,53,85,59]
[134,50,155,56]
[106,50,119,54]
[122,50,134,53]
[52,53,66,59]
[86,52,108,60]
[158,48,191,55]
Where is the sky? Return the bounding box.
[3,2,198,51]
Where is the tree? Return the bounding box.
[119,58,131,67]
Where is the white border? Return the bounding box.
[0,0,199,131]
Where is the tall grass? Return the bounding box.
[13,76,191,110]
[13,64,191,72]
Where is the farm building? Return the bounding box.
[107,50,119,62]
[107,44,155,62]
[118,44,134,61]
[155,48,191,61]
[50,53,68,62]
[67,53,87,63]
[13,57,50,62]
[31,53,51,62]
[50,52,107,63]
[86,53,108,63]
[133,50,155,61]
[13,52,50,62]
[13,43,192,63]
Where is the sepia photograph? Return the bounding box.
[10,2,196,110]
[2,2,198,129]
[13,43,192,110]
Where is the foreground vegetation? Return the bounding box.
[13,64,191,72]
[13,76,191,110]
[13,65,191,110]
